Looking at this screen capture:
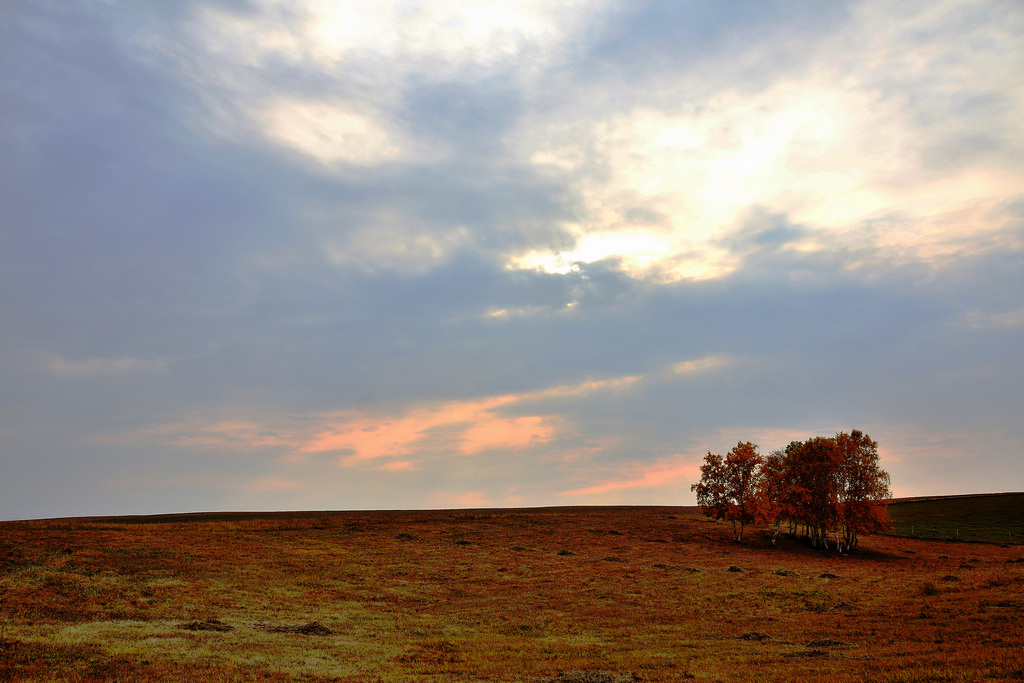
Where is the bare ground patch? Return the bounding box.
[255,621,334,635]
[178,618,233,632]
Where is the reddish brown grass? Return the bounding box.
[2,506,1022,681]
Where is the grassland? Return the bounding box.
[2,502,1023,682]
[887,492,1024,545]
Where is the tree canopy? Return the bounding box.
[691,430,891,550]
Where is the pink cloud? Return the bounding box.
[562,457,700,497]
[117,369,657,474]
[114,417,299,452]
[459,414,557,454]
[430,491,491,508]
[297,374,639,463]
[299,395,521,462]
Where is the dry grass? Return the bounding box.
[2,506,1023,681]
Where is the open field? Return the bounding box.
[2,503,1023,682]
[887,493,1024,546]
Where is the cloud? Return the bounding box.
[1,0,1023,518]
[195,0,607,76]
[257,98,403,166]
[324,219,474,275]
[428,490,492,509]
[503,0,1024,284]
[459,415,555,455]
[124,371,646,473]
[670,356,733,377]
[960,307,1024,330]
[562,456,699,498]
[297,396,544,463]
[174,0,612,171]
[116,418,298,453]
[295,373,645,463]
[34,353,169,378]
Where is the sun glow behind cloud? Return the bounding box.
[297,0,602,72]
[184,0,1023,281]
[189,0,608,111]
[518,84,1021,280]
[195,0,606,74]
[508,0,1024,282]
[258,99,402,166]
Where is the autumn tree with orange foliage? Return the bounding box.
[835,429,892,550]
[692,431,891,550]
[690,441,763,542]
[757,449,789,546]
[784,435,844,549]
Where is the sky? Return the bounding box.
[1,0,1022,520]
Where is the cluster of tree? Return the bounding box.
[690,430,891,551]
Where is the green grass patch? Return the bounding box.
[888,493,1024,545]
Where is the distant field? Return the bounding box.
[887,492,1024,545]
[2,504,1023,682]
